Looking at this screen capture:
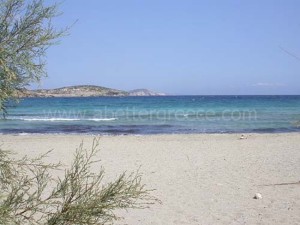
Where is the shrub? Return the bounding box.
[0,138,158,224]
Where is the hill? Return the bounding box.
[129,89,166,96]
[17,85,166,97]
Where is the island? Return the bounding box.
[17,85,166,97]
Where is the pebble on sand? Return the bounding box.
[253,193,263,199]
[239,134,247,140]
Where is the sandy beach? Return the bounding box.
[0,133,300,225]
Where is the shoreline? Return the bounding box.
[1,131,300,136]
[1,133,300,224]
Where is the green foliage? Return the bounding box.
[0,138,158,224]
[0,0,66,115]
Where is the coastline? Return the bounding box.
[1,133,300,224]
[1,131,300,137]
[1,131,300,135]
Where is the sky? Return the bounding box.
[37,0,300,95]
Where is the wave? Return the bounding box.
[7,117,118,122]
[89,118,117,121]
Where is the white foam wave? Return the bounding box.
[87,118,117,121]
[22,118,80,121]
[9,118,117,122]
[18,132,30,136]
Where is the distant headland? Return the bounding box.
[17,85,166,97]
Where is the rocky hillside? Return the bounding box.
[18,85,165,97]
[129,89,166,96]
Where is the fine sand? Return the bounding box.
[1,133,300,225]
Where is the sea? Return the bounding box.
[1,96,300,135]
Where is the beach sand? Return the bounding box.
[1,133,300,225]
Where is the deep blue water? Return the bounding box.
[1,96,300,134]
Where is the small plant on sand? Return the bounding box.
[0,138,158,225]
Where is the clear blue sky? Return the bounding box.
[39,0,300,95]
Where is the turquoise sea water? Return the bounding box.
[1,96,300,134]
